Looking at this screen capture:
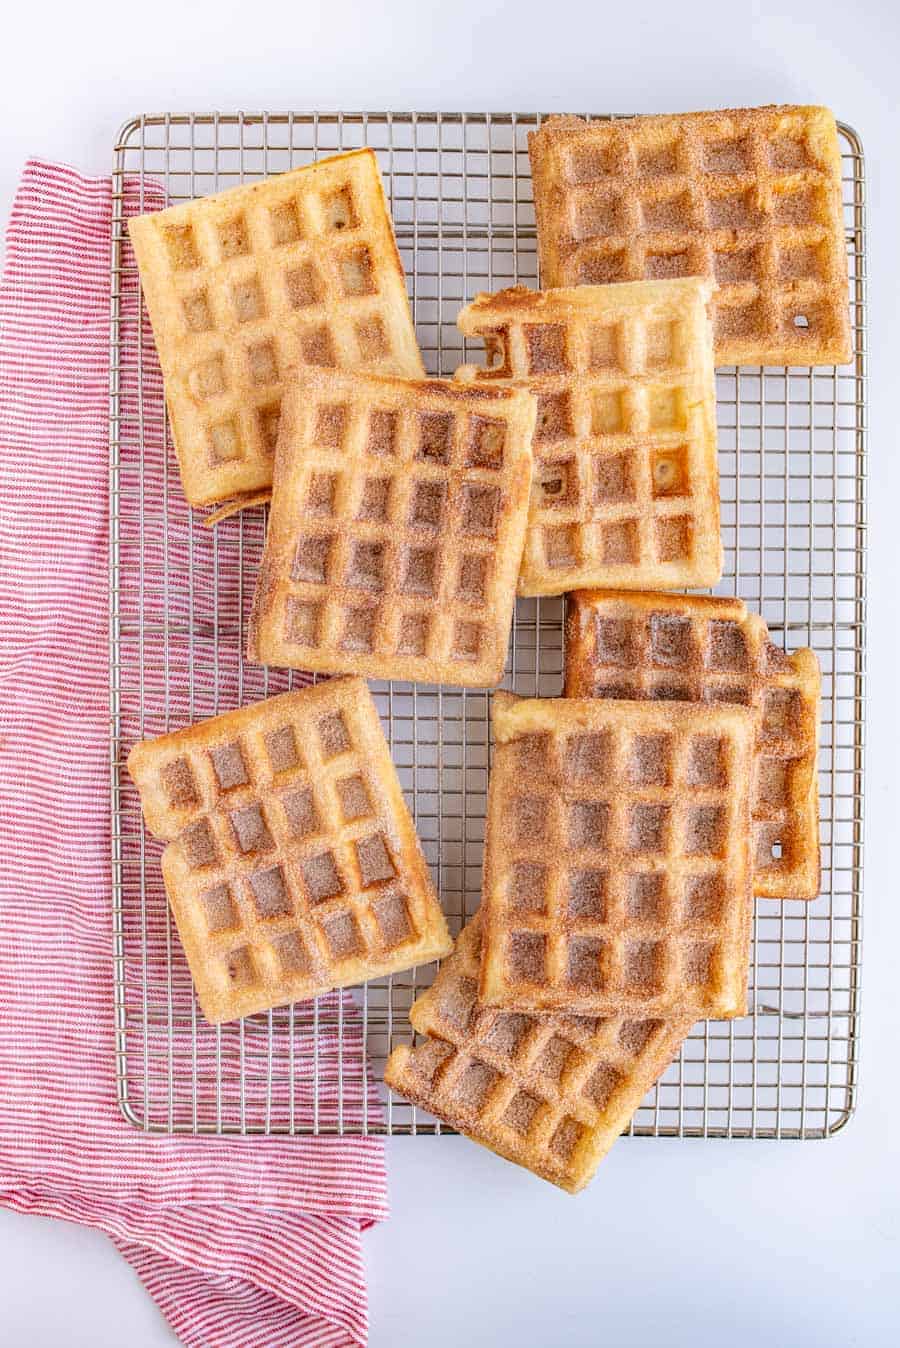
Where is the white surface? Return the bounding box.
[1,0,897,1343]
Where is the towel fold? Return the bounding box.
[0,160,387,1348]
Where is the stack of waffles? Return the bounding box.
[126,102,846,1191]
[385,689,756,1191]
[384,108,834,1190]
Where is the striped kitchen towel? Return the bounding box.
[0,160,388,1348]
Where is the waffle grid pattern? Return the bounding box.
[127,682,450,1022]
[248,370,535,685]
[457,279,720,594]
[479,694,755,1017]
[110,111,866,1140]
[564,591,820,899]
[528,107,851,366]
[385,919,693,1191]
[128,149,423,506]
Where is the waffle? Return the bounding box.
[565,590,821,899]
[456,280,721,596]
[529,107,851,367]
[127,678,451,1023]
[385,918,693,1192]
[247,369,536,685]
[478,692,755,1018]
[128,149,423,509]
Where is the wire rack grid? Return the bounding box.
[109,110,866,1140]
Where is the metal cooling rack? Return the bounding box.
[109,111,866,1139]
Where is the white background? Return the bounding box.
[1,1,897,1343]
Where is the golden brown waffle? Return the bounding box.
[456,280,721,596]
[127,679,451,1023]
[385,918,693,1192]
[478,692,755,1018]
[247,369,536,685]
[528,107,851,367]
[128,149,423,508]
[565,590,821,899]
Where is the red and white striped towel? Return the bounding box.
[0,161,388,1348]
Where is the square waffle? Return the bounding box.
[478,692,755,1018]
[456,279,721,595]
[128,149,423,508]
[127,678,451,1023]
[565,590,821,899]
[528,106,851,367]
[385,917,693,1192]
[247,369,536,685]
